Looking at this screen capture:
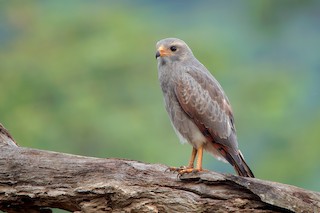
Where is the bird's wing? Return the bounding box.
[174,66,236,149]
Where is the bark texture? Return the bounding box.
[0,123,319,213]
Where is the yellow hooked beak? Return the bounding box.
[155,45,171,59]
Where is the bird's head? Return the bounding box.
[155,38,193,64]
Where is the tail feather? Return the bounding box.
[224,149,255,178]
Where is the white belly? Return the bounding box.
[170,116,207,149]
[170,114,228,163]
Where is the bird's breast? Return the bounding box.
[163,90,207,148]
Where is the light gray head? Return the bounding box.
[155,38,194,65]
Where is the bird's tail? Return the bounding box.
[224,148,255,178]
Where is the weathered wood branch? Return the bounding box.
[0,124,319,213]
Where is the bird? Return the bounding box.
[155,38,254,178]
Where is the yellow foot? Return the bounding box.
[167,166,190,172]
[166,166,203,175]
[178,168,201,175]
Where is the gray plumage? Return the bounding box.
[156,38,254,177]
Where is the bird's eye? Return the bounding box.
[170,46,177,52]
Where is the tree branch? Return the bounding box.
[0,124,319,212]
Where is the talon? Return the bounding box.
[191,169,200,174]
[165,167,177,172]
[165,167,173,172]
[167,166,188,173]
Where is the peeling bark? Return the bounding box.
[0,124,319,213]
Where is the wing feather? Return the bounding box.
[174,67,237,149]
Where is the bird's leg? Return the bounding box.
[167,147,197,172]
[179,146,203,174]
[169,146,205,175]
[195,145,203,171]
[187,147,197,169]
[178,145,204,174]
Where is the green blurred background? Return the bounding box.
[1,0,319,194]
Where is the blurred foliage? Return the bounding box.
[0,1,319,203]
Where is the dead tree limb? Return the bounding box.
[0,123,319,213]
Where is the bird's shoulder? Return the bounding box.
[177,65,233,113]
